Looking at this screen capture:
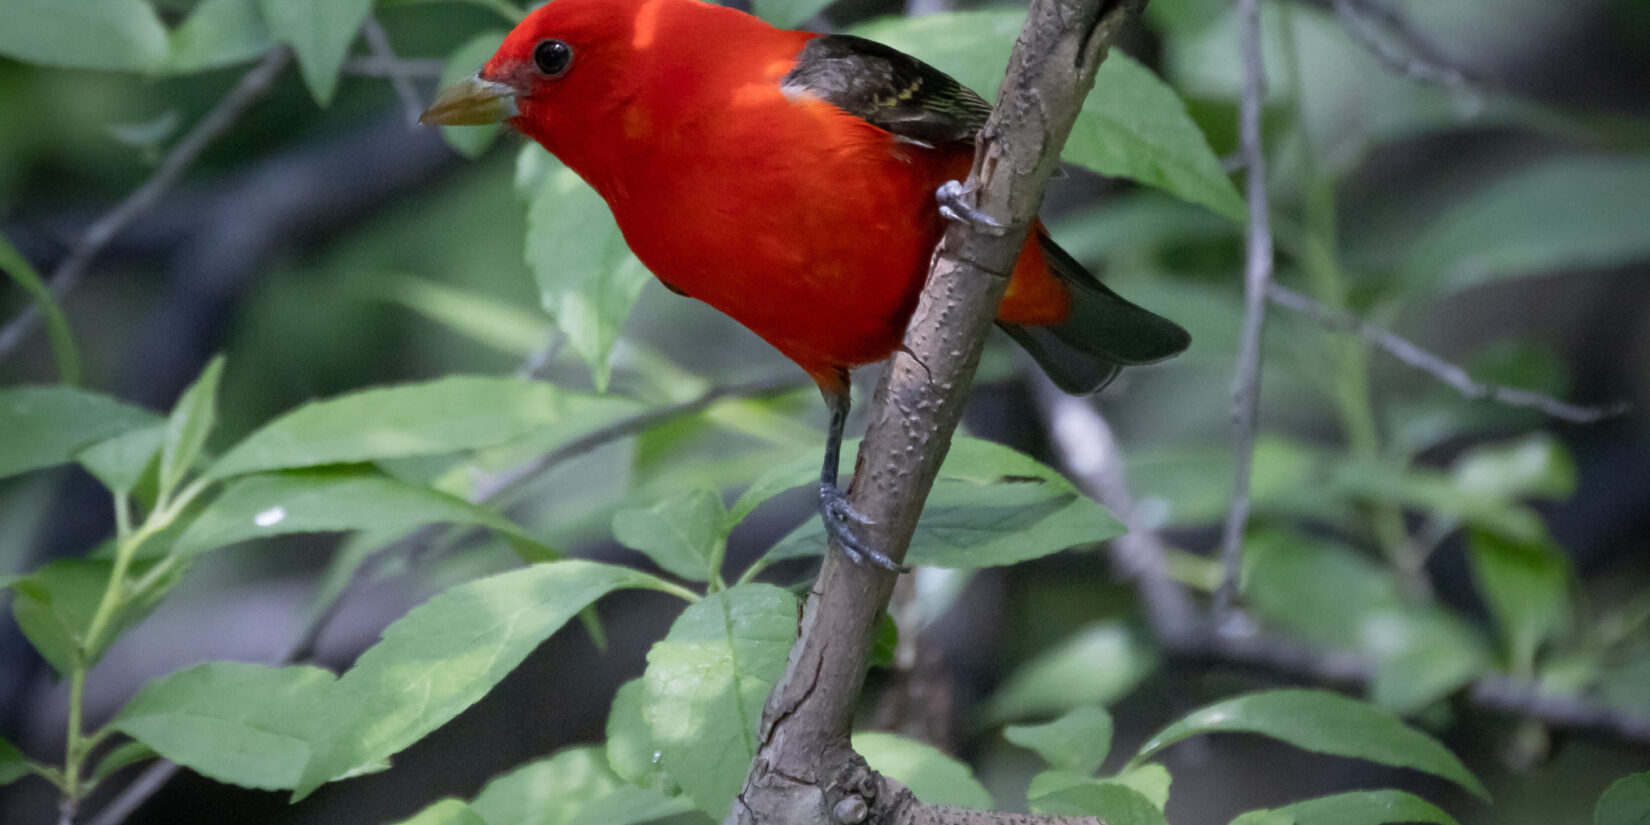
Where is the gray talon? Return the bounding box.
[937,179,1006,233]
[818,485,907,572]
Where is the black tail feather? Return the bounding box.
[1003,234,1190,396]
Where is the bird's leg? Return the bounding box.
[819,385,909,572]
[937,179,1006,235]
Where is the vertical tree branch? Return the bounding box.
[1215,0,1274,618]
[731,2,1144,825]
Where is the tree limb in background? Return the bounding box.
[1027,376,1650,749]
[362,17,428,126]
[0,48,291,366]
[730,3,1145,825]
[1292,0,1486,94]
[1267,284,1628,423]
[1216,0,1274,618]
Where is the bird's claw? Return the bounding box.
[937,179,1006,235]
[819,484,909,572]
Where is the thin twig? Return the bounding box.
[343,55,446,79]
[1216,0,1275,619]
[480,374,806,508]
[0,48,291,365]
[361,17,427,126]
[1268,283,1628,423]
[1292,0,1486,95]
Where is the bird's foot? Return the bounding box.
[819,483,909,572]
[937,179,1006,235]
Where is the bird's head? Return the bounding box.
[420,0,655,145]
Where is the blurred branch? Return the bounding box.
[0,47,291,366]
[1217,0,1274,619]
[1290,0,1486,94]
[1026,374,1650,748]
[1267,284,1629,423]
[344,55,447,79]
[361,17,428,126]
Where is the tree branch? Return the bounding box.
[1266,284,1627,423]
[730,3,1144,825]
[361,17,427,126]
[1216,0,1274,618]
[0,47,290,366]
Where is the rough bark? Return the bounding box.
[727,2,1145,825]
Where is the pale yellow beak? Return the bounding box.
[419,75,521,126]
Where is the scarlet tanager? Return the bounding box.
[421,0,1189,570]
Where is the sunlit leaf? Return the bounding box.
[0,0,167,71]
[1133,689,1487,798]
[0,386,159,482]
[614,487,728,582]
[470,746,693,825]
[1004,705,1114,775]
[517,150,651,392]
[169,0,275,73]
[159,355,226,499]
[257,0,374,104]
[985,622,1158,723]
[644,584,797,818]
[210,376,633,478]
[854,731,994,809]
[1268,790,1458,825]
[1033,781,1170,825]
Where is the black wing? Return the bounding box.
[781,34,992,144]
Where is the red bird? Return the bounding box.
[422,0,1188,569]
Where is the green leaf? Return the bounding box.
[1107,764,1172,810]
[210,376,632,478]
[293,560,655,797]
[171,468,548,560]
[753,0,833,28]
[390,799,490,825]
[89,740,158,784]
[1596,772,1650,825]
[516,149,651,392]
[1068,55,1245,220]
[984,622,1158,723]
[112,662,335,790]
[1242,531,1490,713]
[1032,782,1170,825]
[77,424,166,495]
[8,559,174,674]
[0,386,159,481]
[1452,434,1576,502]
[606,679,677,792]
[0,233,79,385]
[470,746,692,825]
[614,488,727,582]
[439,32,511,157]
[848,12,1238,218]
[764,437,1121,569]
[257,0,374,104]
[386,276,552,357]
[1467,530,1573,673]
[0,734,33,785]
[854,731,994,809]
[1401,156,1650,294]
[1133,689,1487,799]
[160,355,226,499]
[1004,705,1114,775]
[644,583,798,819]
[1269,790,1458,825]
[0,0,168,71]
[168,0,276,73]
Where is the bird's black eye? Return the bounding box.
[533,39,573,78]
